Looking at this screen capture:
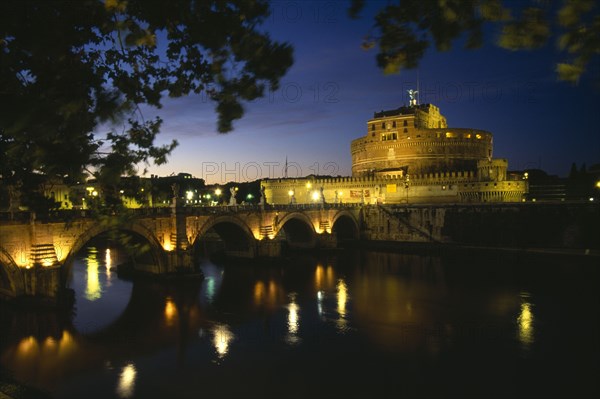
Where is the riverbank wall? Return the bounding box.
[360,202,600,253]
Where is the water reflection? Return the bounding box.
[105,248,113,281]
[164,297,178,327]
[286,293,301,344]
[351,252,448,351]
[314,263,336,291]
[253,279,284,311]
[116,362,137,398]
[200,262,223,304]
[254,280,265,303]
[317,290,324,317]
[517,292,535,348]
[70,244,134,333]
[212,324,234,359]
[1,331,79,385]
[1,249,596,398]
[336,279,349,332]
[206,278,215,301]
[85,247,101,301]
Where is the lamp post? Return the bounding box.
[311,190,320,203]
[404,174,410,204]
[215,188,222,205]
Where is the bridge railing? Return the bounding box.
[0,209,99,223]
[0,211,32,223]
[0,203,363,223]
[1,200,596,223]
[175,203,362,215]
[261,203,362,211]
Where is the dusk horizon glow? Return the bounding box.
[121,1,599,184]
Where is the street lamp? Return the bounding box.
[404,174,410,204]
[288,190,295,204]
[311,191,320,202]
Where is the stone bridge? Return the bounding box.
[0,201,361,300]
[2,199,597,302]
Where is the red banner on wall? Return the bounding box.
[350,189,370,198]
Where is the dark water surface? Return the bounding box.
[1,244,599,398]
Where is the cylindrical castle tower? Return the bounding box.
[351,103,494,177]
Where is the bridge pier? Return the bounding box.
[316,233,337,248]
[22,264,61,299]
[257,238,285,257]
[164,249,195,272]
[16,215,63,301]
[165,189,196,272]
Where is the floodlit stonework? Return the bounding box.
[263,102,527,204]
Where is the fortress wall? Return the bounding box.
[362,203,600,250]
[262,176,526,205]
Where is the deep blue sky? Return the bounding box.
[140,1,600,183]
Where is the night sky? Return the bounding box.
[137,1,600,184]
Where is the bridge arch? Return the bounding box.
[0,248,25,298]
[331,210,360,241]
[276,212,317,248]
[63,220,167,276]
[195,215,256,257]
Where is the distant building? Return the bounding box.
[36,173,206,210]
[262,100,527,204]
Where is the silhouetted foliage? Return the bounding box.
[351,0,599,82]
[0,0,293,209]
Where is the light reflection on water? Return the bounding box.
[317,290,324,316]
[84,247,101,301]
[105,248,113,282]
[163,297,178,327]
[518,291,535,348]
[212,324,234,359]
[116,363,137,398]
[336,279,349,332]
[1,248,598,398]
[70,244,133,333]
[199,262,223,304]
[0,331,79,391]
[286,293,301,344]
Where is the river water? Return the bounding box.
[1,243,598,398]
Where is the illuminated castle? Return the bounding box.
[263,96,527,204]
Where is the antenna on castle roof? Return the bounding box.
[416,69,420,105]
[284,156,288,178]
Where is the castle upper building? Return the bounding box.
[352,103,495,178]
[262,99,527,205]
